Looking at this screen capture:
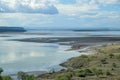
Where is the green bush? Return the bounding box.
[55,73,71,80]
[17,71,35,80]
[2,76,12,80]
[80,55,88,58]
[0,68,3,75]
[84,69,92,74]
[77,71,86,77]
[76,68,95,77]
[106,70,111,76]
[116,54,120,60]
[109,53,114,58]
[97,69,103,75]
[112,63,117,68]
[92,68,103,77]
[101,59,108,64]
[0,68,3,80]
[27,75,35,80]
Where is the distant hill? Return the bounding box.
[26,26,120,31]
[73,28,120,31]
[0,27,26,32]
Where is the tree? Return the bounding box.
[17,71,28,80]
[106,70,111,76]
[92,68,103,77]
[55,74,71,80]
[0,68,3,75]
[101,59,108,64]
[2,76,12,80]
[0,68,3,80]
[109,53,114,58]
[17,71,35,80]
[112,63,117,68]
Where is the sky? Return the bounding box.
[0,0,120,29]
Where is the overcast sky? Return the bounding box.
[0,0,120,29]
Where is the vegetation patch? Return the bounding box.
[38,43,120,80]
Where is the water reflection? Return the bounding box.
[0,38,81,75]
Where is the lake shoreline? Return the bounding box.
[38,42,120,80]
[12,36,120,77]
[14,36,120,51]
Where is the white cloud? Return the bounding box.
[76,0,120,5]
[55,0,120,16]
[56,4,98,16]
[79,11,120,19]
[90,0,120,5]
[0,0,119,28]
[0,13,54,26]
[0,19,9,26]
[0,0,58,14]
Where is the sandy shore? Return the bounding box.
[14,36,120,50]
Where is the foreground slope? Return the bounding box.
[38,43,120,80]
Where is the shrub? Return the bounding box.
[55,76,70,80]
[27,75,35,80]
[17,71,28,80]
[2,76,12,80]
[112,63,117,68]
[0,68,3,75]
[92,68,103,77]
[0,68,3,80]
[17,71,35,80]
[106,70,111,76]
[109,53,114,58]
[80,55,88,58]
[55,73,72,80]
[76,69,93,77]
[101,59,108,64]
[77,71,86,77]
[84,69,92,74]
[116,54,120,60]
[97,69,103,76]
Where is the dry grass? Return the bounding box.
[38,43,120,80]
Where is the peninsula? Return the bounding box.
[0,27,26,32]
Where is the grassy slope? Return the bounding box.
[38,43,120,80]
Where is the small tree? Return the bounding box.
[116,54,120,60]
[55,73,71,80]
[0,68,3,80]
[92,68,103,77]
[106,70,111,76]
[97,69,103,76]
[109,53,114,58]
[101,59,108,64]
[2,76,12,80]
[17,71,28,80]
[17,71,35,80]
[77,70,86,77]
[0,68,3,75]
[112,63,117,68]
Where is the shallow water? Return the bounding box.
[0,33,84,75]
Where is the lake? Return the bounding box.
[0,30,120,75]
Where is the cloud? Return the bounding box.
[90,0,120,5]
[56,3,98,16]
[0,0,58,14]
[56,0,120,16]
[79,11,120,19]
[0,0,120,28]
[76,0,120,5]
